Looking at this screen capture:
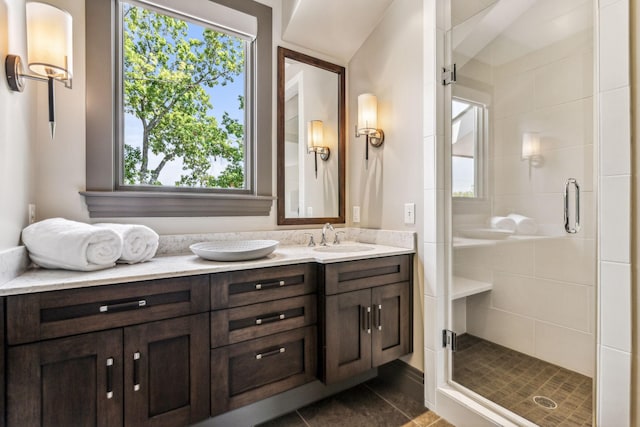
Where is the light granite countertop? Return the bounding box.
[0,241,414,296]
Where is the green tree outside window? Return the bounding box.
[122,3,247,189]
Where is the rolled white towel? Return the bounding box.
[22,218,123,271]
[508,213,538,235]
[489,216,517,232]
[94,223,159,264]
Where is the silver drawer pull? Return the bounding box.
[99,299,147,313]
[255,280,285,290]
[106,357,114,399]
[133,352,141,391]
[256,314,286,325]
[361,306,371,334]
[255,347,285,360]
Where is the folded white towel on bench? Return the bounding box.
[22,218,123,271]
[489,216,517,232]
[508,213,538,235]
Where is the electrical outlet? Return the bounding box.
[353,206,361,223]
[404,203,415,224]
[28,204,36,224]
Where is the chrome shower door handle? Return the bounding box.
[564,178,581,234]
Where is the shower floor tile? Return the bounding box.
[453,334,593,426]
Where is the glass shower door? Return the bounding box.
[447,1,596,425]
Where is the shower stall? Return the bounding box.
[446,0,596,425]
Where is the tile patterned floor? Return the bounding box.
[453,334,593,426]
[256,377,453,427]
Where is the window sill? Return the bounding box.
[80,191,274,218]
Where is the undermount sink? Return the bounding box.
[313,245,374,253]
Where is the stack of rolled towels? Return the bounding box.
[489,213,537,235]
[21,218,159,271]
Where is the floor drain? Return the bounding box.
[533,396,558,409]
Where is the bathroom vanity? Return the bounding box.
[0,243,413,427]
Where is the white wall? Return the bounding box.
[348,0,424,370]
[0,0,36,250]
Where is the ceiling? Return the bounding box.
[279,0,591,68]
[454,0,592,67]
[281,0,395,64]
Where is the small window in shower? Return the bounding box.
[452,98,487,199]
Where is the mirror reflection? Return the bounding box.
[277,47,345,225]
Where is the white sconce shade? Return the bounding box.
[522,132,541,159]
[357,93,378,133]
[355,93,384,163]
[4,1,74,139]
[522,132,543,169]
[308,120,324,150]
[26,2,73,79]
[307,120,329,178]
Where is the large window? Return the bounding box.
[120,2,248,190]
[84,0,273,217]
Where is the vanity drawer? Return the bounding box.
[211,326,317,415]
[322,255,411,295]
[6,275,209,345]
[211,295,317,347]
[211,263,316,310]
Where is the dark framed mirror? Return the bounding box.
[277,47,345,225]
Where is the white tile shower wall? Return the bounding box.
[597,0,632,422]
[598,346,632,426]
[600,261,632,353]
[600,87,631,176]
[456,238,595,376]
[422,0,446,410]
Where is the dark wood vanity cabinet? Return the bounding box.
[4,276,210,427]
[210,264,318,416]
[1,255,413,425]
[319,255,413,384]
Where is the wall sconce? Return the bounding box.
[355,93,384,161]
[5,2,73,139]
[521,132,543,167]
[307,120,330,179]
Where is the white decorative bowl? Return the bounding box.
[189,240,279,261]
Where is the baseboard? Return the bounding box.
[376,359,424,404]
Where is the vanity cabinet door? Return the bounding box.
[7,275,209,345]
[211,264,316,310]
[323,289,372,384]
[211,326,316,416]
[371,282,412,367]
[211,294,317,347]
[123,313,209,427]
[7,330,123,427]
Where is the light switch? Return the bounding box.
[353,206,361,223]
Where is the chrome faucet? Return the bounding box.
[320,223,334,246]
